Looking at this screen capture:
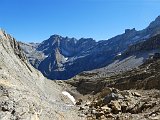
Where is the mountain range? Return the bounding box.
[20,16,160,80]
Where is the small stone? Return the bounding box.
[103,93,119,104]
[76,99,83,105]
[151,114,156,117]
[78,113,85,117]
[133,92,141,97]
[91,109,97,114]
[101,105,111,113]
[95,111,104,119]
[79,107,84,111]
[121,102,128,113]
[109,101,121,114]
[98,87,112,98]
[100,115,106,119]
[149,115,160,120]
[105,113,114,118]
[112,88,119,93]
[120,91,132,97]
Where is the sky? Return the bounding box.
[0,0,160,42]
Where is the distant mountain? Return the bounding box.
[67,33,160,94]
[20,16,160,80]
[84,33,160,79]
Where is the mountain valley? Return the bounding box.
[1,16,160,120]
[20,16,160,80]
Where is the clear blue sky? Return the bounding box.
[0,0,160,42]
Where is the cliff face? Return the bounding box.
[0,29,83,120]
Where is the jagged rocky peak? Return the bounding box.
[40,34,77,46]
[0,28,13,40]
[46,34,63,46]
[49,34,78,44]
[148,15,160,29]
[0,29,27,61]
[50,34,63,40]
[0,28,6,37]
[155,15,160,22]
[79,37,95,42]
[125,28,136,34]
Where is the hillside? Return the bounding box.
[79,33,160,79]
[66,52,160,120]
[0,29,84,120]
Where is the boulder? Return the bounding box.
[94,111,104,119]
[101,105,111,114]
[132,92,141,97]
[120,102,128,113]
[79,107,84,111]
[103,93,119,104]
[109,101,121,114]
[120,91,132,97]
[149,115,160,120]
[99,115,107,120]
[76,99,83,105]
[97,87,112,99]
[105,113,114,118]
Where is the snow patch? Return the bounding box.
[117,53,121,56]
[62,91,76,105]
[45,55,48,58]
[65,57,68,61]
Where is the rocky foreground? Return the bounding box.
[75,88,160,120]
[66,52,160,120]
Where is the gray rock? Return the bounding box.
[103,93,119,104]
[0,29,84,120]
